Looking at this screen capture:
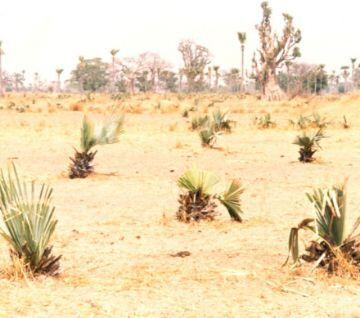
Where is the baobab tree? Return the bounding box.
[118,57,146,94]
[0,41,4,97]
[213,66,220,90]
[178,39,211,92]
[252,1,301,100]
[56,68,64,92]
[237,32,246,91]
[351,58,357,90]
[285,61,292,94]
[138,52,170,92]
[110,49,119,92]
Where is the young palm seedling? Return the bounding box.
[199,126,218,148]
[212,109,235,132]
[191,115,209,131]
[293,129,325,163]
[69,115,124,178]
[342,115,350,129]
[176,167,244,223]
[254,113,276,129]
[0,164,61,276]
[289,115,311,130]
[310,112,330,129]
[285,182,360,275]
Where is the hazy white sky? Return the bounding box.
[0,0,359,81]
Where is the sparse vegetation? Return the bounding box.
[293,129,325,162]
[212,109,234,132]
[310,112,330,129]
[254,113,276,129]
[177,167,243,222]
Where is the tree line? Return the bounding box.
[0,2,359,99]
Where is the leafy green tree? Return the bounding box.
[71,58,109,92]
[159,70,178,92]
[278,63,328,94]
[224,68,241,92]
[136,70,153,92]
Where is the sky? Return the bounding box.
[0,0,359,82]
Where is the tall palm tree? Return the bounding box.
[238,32,246,91]
[110,49,119,92]
[0,41,4,97]
[56,68,63,92]
[213,66,220,90]
[341,65,350,93]
[33,72,39,92]
[237,32,246,91]
[351,58,357,71]
[351,58,357,90]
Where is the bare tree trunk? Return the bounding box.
[112,56,116,93]
[241,45,245,92]
[57,74,61,92]
[130,78,135,94]
[215,74,219,91]
[179,72,183,92]
[263,72,285,101]
[286,68,290,94]
[208,68,212,89]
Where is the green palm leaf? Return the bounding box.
[177,167,219,195]
[0,163,58,271]
[80,115,124,152]
[307,183,346,246]
[218,179,244,222]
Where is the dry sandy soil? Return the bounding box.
[0,92,359,317]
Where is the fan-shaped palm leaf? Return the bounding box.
[0,163,60,275]
[177,167,219,195]
[218,179,244,222]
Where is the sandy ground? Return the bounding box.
[0,93,359,317]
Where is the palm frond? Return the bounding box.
[199,127,217,147]
[80,116,96,152]
[212,110,233,132]
[0,163,60,274]
[284,218,316,265]
[95,115,124,145]
[307,183,347,246]
[218,179,244,222]
[177,167,219,195]
[80,115,124,152]
[191,115,209,130]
